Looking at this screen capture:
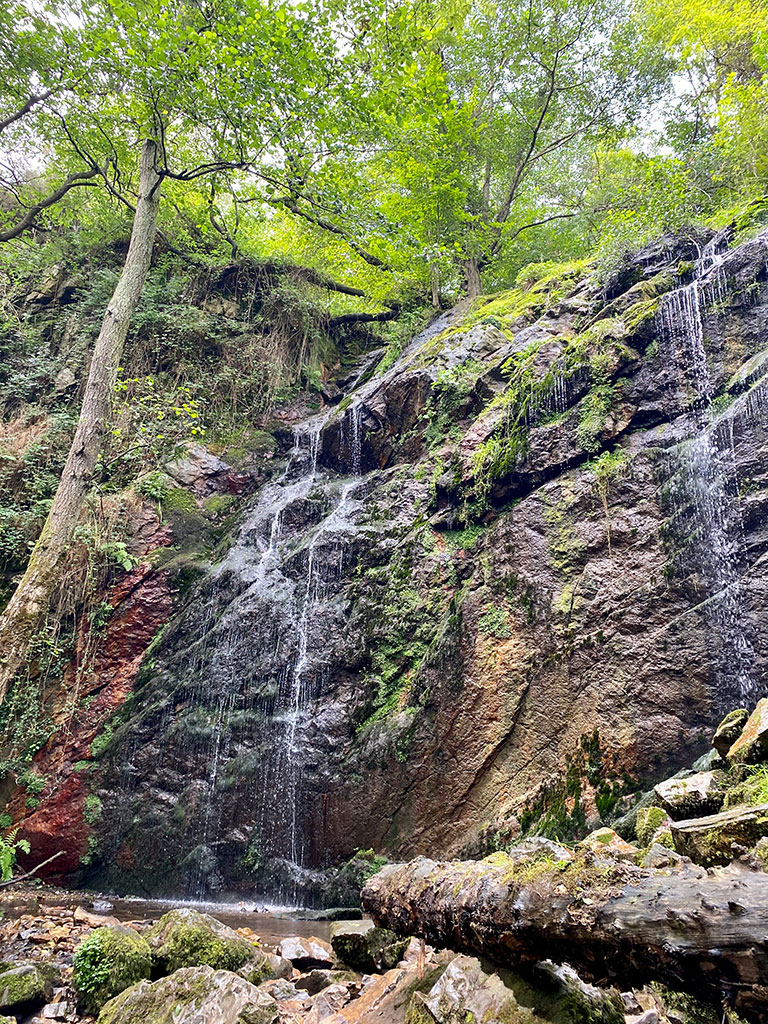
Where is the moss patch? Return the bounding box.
[73,925,152,1014]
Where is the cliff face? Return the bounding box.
[7,228,768,902]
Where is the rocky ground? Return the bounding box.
[0,892,734,1024]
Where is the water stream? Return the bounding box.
[658,235,762,707]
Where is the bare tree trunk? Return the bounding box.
[0,140,162,702]
[462,259,482,298]
[362,853,768,1023]
[430,264,440,308]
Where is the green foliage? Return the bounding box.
[73,926,152,1015]
[0,825,30,881]
[477,603,513,639]
[84,794,103,825]
[90,723,114,758]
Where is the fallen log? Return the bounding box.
[361,849,768,1022]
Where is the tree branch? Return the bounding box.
[0,169,100,242]
[274,195,391,271]
[0,90,53,134]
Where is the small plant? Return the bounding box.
[478,603,513,639]
[0,826,30,881]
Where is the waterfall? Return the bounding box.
[658,235,760,707]
[121,396,371,904]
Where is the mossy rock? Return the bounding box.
[97,965,278,1024]
[713,708,749,759]
[330,921,408,972]
[147,908,266,976]
[670,802,768,865]
[73,924,152,1015]
[0,961,59,1013]
[636,806,668,847]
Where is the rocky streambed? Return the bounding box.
[0,883,729,1024]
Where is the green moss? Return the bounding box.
[84,794,103,825]
[148,909,260,974]
[636,806,667,846]
[163,487,199,514]
[0,963,58,1012]
[73,926,152,1014]
[202,494,237,516]
[90,723,114,758]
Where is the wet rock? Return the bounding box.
[670,803,768,865]
[642,843,683,868]
[97,965,278,1024]
[654,771,726,819]
[330,922,408,973]
[73,924,152,1014]
[147,909,268,978]
[0,962,58,1014]
[728,700,768,764]
[713,708,750,759]
[279,936,335,970]
[406,955,541,1024]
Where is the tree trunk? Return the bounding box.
[462,258,482,298]
[430,264,440,308]
[362,852,768,1023]
[0,139,162,702]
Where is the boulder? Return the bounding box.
[147,909,269,979]
[529,961,625,1024]
[307,982,352,1022]
[73,924,152,1014]
[330,921,409,973]
[635,807,670,846]
[295,970,362,997]
[713,708,750,759]
[278,936,335,970]
[728,700,768,764]
[406,955,541,1024]
[670,803,768,865]
[579,828,638,860]
[97,965,278,1024]
[0,962,58,1015]
[654,771,726,819]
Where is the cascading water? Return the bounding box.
[106,395,369,904]
[658,233,762,707]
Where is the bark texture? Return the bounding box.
[361,853,768,1023]
[0,139,162,701]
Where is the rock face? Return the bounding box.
[9,227,768,900]
[97,966,278,1024]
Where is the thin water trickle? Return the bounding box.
[658,236,761,706]
[177,400,367,902]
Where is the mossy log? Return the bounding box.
[361,852,768,1023]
